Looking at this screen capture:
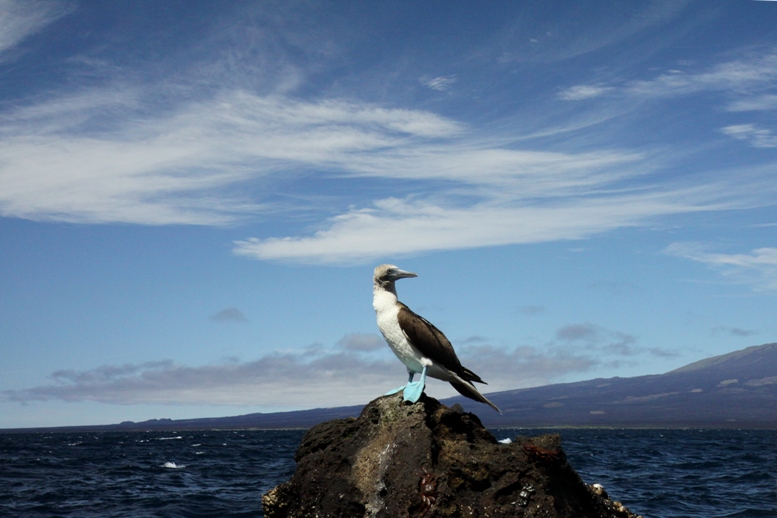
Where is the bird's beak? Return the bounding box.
[390,268,417,281]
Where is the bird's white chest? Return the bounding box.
[373,290,423,371]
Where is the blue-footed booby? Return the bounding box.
[373,264,501,413]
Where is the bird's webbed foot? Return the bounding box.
[402,366,427,403]
[402,381,425,402]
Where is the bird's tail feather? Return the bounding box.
[450,380,501,414]
[460,367,487,385]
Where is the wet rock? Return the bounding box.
[262,393,641,518]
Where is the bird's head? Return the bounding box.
[373,264,417,290]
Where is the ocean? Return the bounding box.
[0,428,774,517]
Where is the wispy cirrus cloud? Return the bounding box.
[225,54,777,263]
[557,85,614,100]
[0,90,462,224]
[560,51,777,101]
[6,80,763,265]
[666,242,777,291]
[233,183,739,264]
[3,15,777,267]
[720,124,777,148]
[422,75,457,92]
[0,0,72,58]
[625,53,777,98]
[726,94,777,112]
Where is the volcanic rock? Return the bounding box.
[262,393,641,518]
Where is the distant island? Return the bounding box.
[3,342,776,433]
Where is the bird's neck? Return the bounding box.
[373,282,398,312]
[373,280,397,297]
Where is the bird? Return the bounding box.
[372,264,500,413]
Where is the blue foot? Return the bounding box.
[403,381,425,402]
[402,366,427,403]
[385,385,406,396]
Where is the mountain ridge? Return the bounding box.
[668,342,777,374]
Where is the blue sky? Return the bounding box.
[1,1,777,428]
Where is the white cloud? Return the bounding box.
[557,85,614,101]
[727,94,777,112]
[8,81,758,264]
[4,44,777,262]
[0,90,463,224]
[422,75,457,92]
[720,124,777,148]
[561,51,777,102]
[233,184,736,263]
[625,53,777,98]
[0,0,72,58]
[221,56,777,264]
[666,243,777,291]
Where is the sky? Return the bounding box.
[1,0,777,429]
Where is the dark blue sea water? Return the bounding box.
[0,429,774,517]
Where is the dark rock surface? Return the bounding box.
[262,393,641,518]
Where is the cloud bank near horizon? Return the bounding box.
[2,325,677,409]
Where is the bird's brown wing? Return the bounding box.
[397,303,499,413]
[397,302,473,375]
[397,303,461,370]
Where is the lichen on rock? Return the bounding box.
[262,393,641,518]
